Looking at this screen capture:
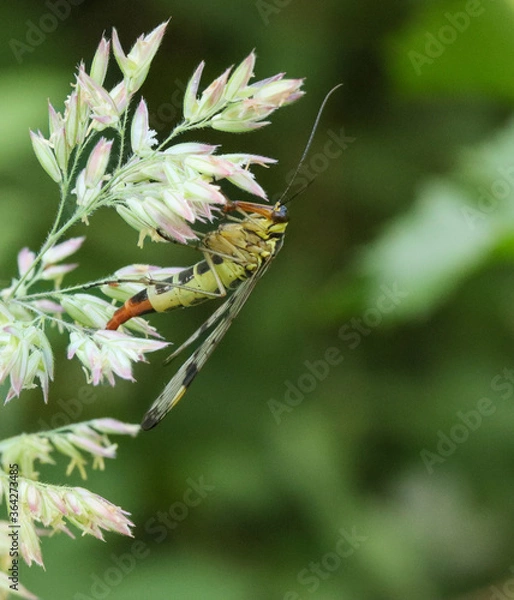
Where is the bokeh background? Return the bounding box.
[2,0,514,598]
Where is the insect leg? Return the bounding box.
[162,288,233,365]
[161,251,236,364]
[142,273,262,429]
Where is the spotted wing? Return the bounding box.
[141,253,278,430]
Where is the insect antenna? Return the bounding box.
[282,177,316,205]
[280,83,343,205]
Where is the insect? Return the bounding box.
[106,85,341,429]
[106,200,288,429]
[105,201,288,332]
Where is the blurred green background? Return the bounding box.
[2,0,514,598]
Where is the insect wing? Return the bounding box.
[162,282,239,366]
[141,255,278,430]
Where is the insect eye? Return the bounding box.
[272,205,289,223]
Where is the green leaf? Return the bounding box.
[320,119,514,321]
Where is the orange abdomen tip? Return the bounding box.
[105,290,154,330]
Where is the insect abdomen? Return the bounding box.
[105,289,154,330]
[105,258,247,330]
[148,258,247,313]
